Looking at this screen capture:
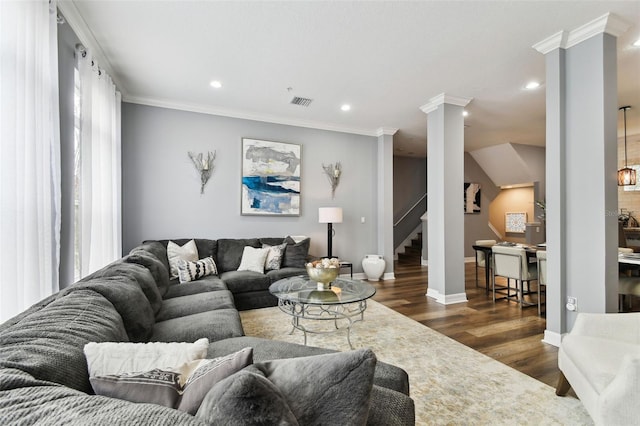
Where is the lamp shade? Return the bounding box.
[618,167,637,186]
[319,207,343,223]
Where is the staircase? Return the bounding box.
[397,232,422,264]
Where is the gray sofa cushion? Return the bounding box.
[155,290,236,322]
[216,238,260,272]
[63,276,155,343]
[132,241,170,273]
[282,237,310,268]
[122,251,170,297]
[0,290,128,394]
[232,290,278,311]
[151,309,244,343]
[266,267,306,282]
[0,368,205,426]
[164,276,228,299]
[219,270,271,293]
[81,262,163,315]
[259,237,286,246]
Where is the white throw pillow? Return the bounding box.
[167,240,199,279]
[237,246,270,274]
[84,338,209,377]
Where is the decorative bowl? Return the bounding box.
[306,265,339,286]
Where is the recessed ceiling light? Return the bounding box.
[634,38,640,47]
[341,104,351,111]
[525,81,541,90]
[462,110,469,117]
[210,80,222,89]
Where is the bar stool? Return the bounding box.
[536,250,547,316]
[492,245,538,307]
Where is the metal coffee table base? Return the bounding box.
[277,299,368,349]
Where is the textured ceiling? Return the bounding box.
[60,0,640,157]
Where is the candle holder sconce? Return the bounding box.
[188,151,216,194]
[322,162,342,199]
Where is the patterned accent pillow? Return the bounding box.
[167,240,199,279]
[262,243,287,271]
[177,256,217,283]
[237,246,270,274]
[89,347,253,415]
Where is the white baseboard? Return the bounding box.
[421,257,428,266]
[426,288,468,305]
[542,330,562,347]
[383,272,395,280]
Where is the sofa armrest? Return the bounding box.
[367,385,415,426]
[568,312,640,344]
[599,354,640,425]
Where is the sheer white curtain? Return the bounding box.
[76,48,122,277]
[0,0,61,321]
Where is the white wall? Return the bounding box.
[121,103,380,272]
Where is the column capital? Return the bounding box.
[533,12,631,54]
[419,93,472,115]
[375,127,398,137]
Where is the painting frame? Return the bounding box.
[241,138,301,216]
[505,212,527,233]
[464,182,481,214]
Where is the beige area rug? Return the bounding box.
[240,300,592,425]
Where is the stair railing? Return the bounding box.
[394,193,427,249]
[394,193,427,227]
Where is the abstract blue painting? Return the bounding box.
[241,138,301,216]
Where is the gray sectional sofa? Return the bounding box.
[0,237,415,425]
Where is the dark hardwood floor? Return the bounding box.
[371,261,560,388]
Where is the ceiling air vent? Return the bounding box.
[290,96,313,107]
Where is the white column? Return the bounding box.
[377,127,397,280]
[420,94,471,304]
[534,13,630,342]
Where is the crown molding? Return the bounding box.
[124,95,382,137]
[533,31,568,54]
[533,12,631,54]
[419,93,472,114]
[375,127,398,137]
[57,1,126,94]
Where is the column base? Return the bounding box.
[542,330,562,347]
[426,288,468,305]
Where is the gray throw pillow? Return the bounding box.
[196,370,299,426]
[89,347,253,415]
[262,242,288,271]
[282,236,310,268]
[198,349,377,425]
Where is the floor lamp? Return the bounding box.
[319,207,343,258]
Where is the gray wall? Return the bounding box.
[464,153,500,257]
[393,156,427,248]
[121,103,380,272]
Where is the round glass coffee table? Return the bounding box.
[269,276,376,349]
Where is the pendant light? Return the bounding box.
[618,106,636,186]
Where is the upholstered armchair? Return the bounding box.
[556,312,640,425]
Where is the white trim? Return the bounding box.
[533,31,568,54]
[426,289,468,305]
[421,257,428,266]
[419,93,472,114]
[382,272,395,280]
[488,221,503,241]
[533,13,631,54]
[542,330,563,347]
[351,272,367,280]
[57,1,125,93]
[375,127,398,137]
[566,12,631,49]
[124,95,382,137]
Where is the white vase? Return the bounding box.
[362,255,385,281]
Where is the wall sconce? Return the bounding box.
[188,151,216,194]
[322,162,342,199]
